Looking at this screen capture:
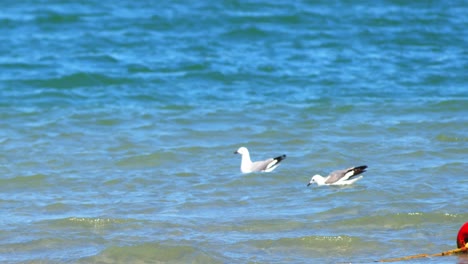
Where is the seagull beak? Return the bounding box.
[307,182,311,187]
[234,151,238,154]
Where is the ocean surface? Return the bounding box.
[1,0,467,263]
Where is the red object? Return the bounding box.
[457,222,468,249]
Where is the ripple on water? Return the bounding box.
[79,242,223,264]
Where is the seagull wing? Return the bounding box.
[325,165,368,184]
[250,155,286,172]
[250,158,275,172]
[324,169,348,184]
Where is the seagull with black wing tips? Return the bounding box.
[307,165,367,186]
[234,146,286,173]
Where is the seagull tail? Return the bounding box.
[351,165,367,176]
[263,154,287,172]
[274,154,287,163]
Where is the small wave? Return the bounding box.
[243,234,385,262]
[76,54,119,64]
[431,99,467,110]
[115,152,178,168]
[0,62,49,71]
[127,63,153,74]
[249,235,355,248]
[334,212,465,230]
[24,72,134,89]
[436,134,468,142]
[221,26,271,40]
[46,217,140,230]
[80,242,222,264]
[0,174,48,188]
[244,234,379,261]
[35,11,81,24]
[1,237,67,254]
[211,218,304,234]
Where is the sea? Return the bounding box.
[0,0,467,263]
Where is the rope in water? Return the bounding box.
[378,222,468,262]
[377,244,467,262]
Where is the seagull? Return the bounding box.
[307,165,367,186]
[234,146,286,173]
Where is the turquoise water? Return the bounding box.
[1,0,467,263]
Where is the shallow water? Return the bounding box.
[1,0,467,263]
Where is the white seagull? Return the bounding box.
[234,146,286,173]
[307,165,367,186]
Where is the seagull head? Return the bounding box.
[307,175,321,187]
[234,146,248,155]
